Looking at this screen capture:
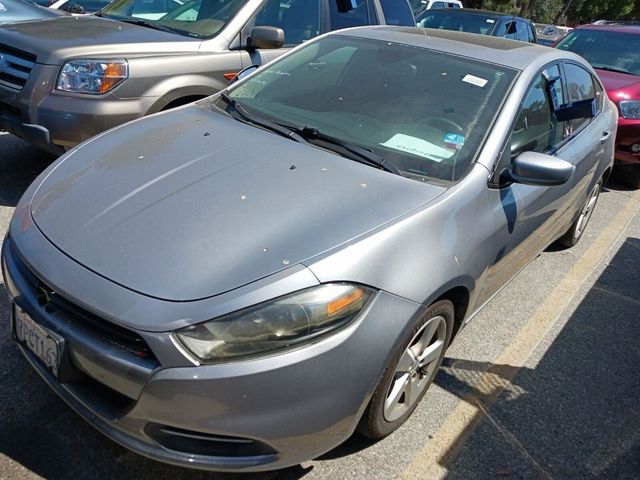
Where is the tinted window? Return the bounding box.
[511,66,565,156]
[563,63,597,132]
[514,21,530,42]
[255,0,321,45]
[228,35,517,182]
[379,0,414,26]
[328,0,375,30]
[431,1,445,7]
[556,29,640,76]
[416,10,498,35]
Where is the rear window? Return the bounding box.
[556,29,640,76]
[416,10,499,35]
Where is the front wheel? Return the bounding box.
[557,178,602,248]
[357,300,454,439]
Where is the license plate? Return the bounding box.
[13,305,61,377]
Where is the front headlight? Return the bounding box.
[619,100,640,119]
[174,283,375,363]
[57,59,128,94]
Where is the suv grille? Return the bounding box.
[0,45,36,90]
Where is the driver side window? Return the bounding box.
[511,65,565,157]
[255,0,321,45]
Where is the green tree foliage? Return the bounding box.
[465,0,639,23]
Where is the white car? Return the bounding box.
[411,0,462,14]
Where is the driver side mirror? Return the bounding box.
[555,98,596,122]
[505,151,574,186]
[248,26,285,50]
[337,0,358,13]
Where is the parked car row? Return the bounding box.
[0,0,627,474]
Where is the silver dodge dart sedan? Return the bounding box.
[2,26,616,472]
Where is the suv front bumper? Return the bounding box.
[0,63,154,154]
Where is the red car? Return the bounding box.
[555,24,640,188]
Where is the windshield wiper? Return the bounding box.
[112,17,192,36]
[291,126,401,175]
[219,93,307,144]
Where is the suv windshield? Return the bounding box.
[101,0,249,38]
[225,35,517,183]
[556,29,640,76]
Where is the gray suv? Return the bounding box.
[0,0,415,154]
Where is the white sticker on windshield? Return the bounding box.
[380,134,455,162]
[486,19,495,23]
[462,74,488,88]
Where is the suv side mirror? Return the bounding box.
[64,3,86,14]
[505,151,574,186]
[249,26,284,50]
[337,0,358,13]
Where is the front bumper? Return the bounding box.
[0,62,154,153]
[1,233,423,472]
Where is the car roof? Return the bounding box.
[338,26,570,71]
[575,23,640,35]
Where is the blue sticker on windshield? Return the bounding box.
[444,133,465,150]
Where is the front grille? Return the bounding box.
[11,244,157,363]
[0,45,36,90]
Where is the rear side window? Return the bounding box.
[379,0,415,26]
[562,63,597,133]
[328,0,376,30]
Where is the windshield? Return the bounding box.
[101,0,248,38]
[225,35,517,183]
[416,10,499,35]
[556,29,640,77]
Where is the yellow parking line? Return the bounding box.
[401,188,640,480]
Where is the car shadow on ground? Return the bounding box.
[433,237,640,478]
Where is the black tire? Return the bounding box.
[357,300,454,439]
[557,178,603,248]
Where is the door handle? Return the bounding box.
[600,131,611,144]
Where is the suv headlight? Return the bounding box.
[174,283,375,363]
[619,100,640,119]
[57,59,128,94]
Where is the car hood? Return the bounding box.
[0,16,199,64]
[0,1,66,24]
[597,69,640,101]
[29,103,445,301]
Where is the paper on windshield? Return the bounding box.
[380,134,455,162]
